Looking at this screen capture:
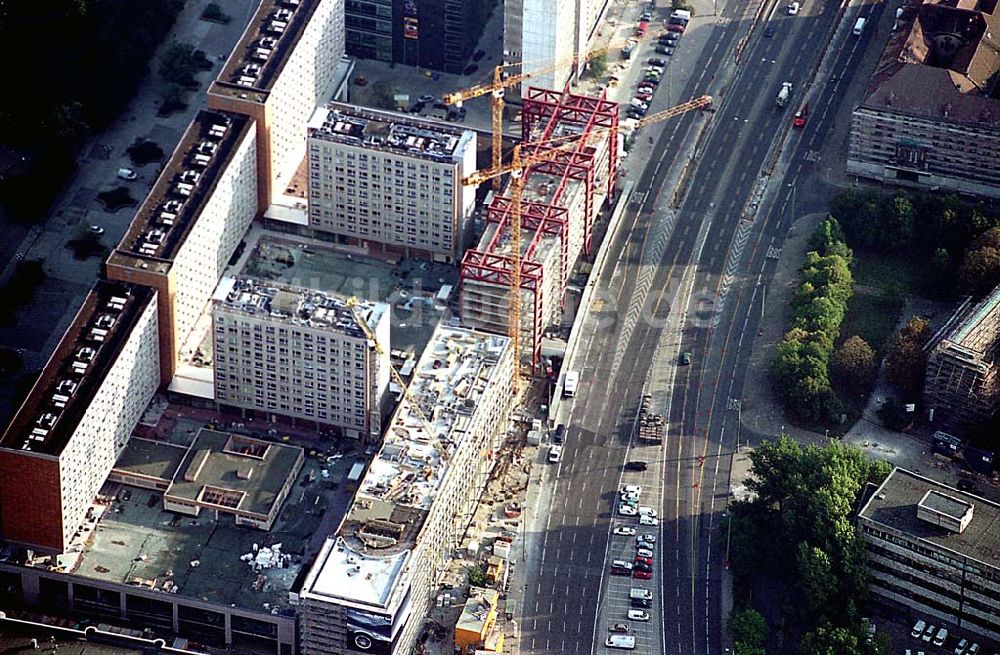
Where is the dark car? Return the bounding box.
[667,22,685,33]
[764,25,775,37]
[648,58,666,67]
[680,352,692,365]
[472,49,486,62]
[631,598,652,609]
[463,64,479,75]
[553,423,566,444]
[625,461,648,472]
[655,45,674,56]
[957,479,978,492]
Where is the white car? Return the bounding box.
[627,610,650,622]
[639,515,658,526]
[638,533,657,544]
[619,504,638,516]
[622,485,642,496]
[636,548,654,558]
[614,526,637,536]
[954,639,968,654]
[638,506,657,517]
[645,65,664,75]
[787,1,800,14]
[620,491,640,502]
[548,445,563,463]
[88,225,105,235]
[910,620,926,638]
[117,168,138,180]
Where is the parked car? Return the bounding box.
[624,461,648,472]
[608,623,630,633]
[680,352,692,365]
[640,515,658,526]
[117,168,137,180]
[957,479,977,492]
[548,444,562,463]
[648,58,666,67]
[553,423,566,444]
[638,533,656,544]
[634,556,653,566]
[911,620,926,638]
[787,1,800,14]
[667,22,685,32]
[932,627,948,646]
[472,49,486,62]
[954,638,968,654]
[635,92,653,103]
[656,45,674,55]
[633,569,652,580]
[922,625,935,642]
[636,548,654,558]
[627,610,650,622]
[614,526,637,536]
[622,485,642,495]
[630,598,652,609]
[88,225,105,235]
[619,504,638,516]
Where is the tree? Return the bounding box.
[797,543,833,613]
[799,622,864,655]
[959,234,1000,296]
[467,566,487,587]
[727,607,767,655]
[884,317,931,396]
[885,194,915,246]
[159,41,201,88]
[588,53,608,78]
[831,336,876,393]
[877,396,909,431]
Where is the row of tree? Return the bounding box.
[728,437,892,655]
[770,218,855,421]
[831,189,1000,297]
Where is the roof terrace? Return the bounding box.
[308,103,473,163]
[0,282,156,456]
[107,111,251,274]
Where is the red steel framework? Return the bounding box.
[460,87,619,368]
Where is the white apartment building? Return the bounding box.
[106,111,258,387]
[297,327,513,655]
[0,282,160,553]
[212,278,391,440]
[208,0,347,211]
[306,103,477,263]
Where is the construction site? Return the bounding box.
[459,87,619,367]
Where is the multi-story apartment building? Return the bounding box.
[0,282,159,552]
[297,327,512,655]
[212,278,391,440]
[859,468,1000,643]
[105,111,258,387]
[847,0,1000,198]
[207,0,346,211]
[924,285,1000,426]
[504,0,611,95]
[306,103,477,263]
[346,0,492,73]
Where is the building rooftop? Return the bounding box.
[859,467,1000,570]
[457,587,499,635]
[208,0,319,102]
[300,326,510,609]
[308,103,475,162]
[949,284,1000,348]
[107,111,252,274]
[165,429,303,518]
[112,438,188,483]
[213,277,387,338]
[0,282,156,456]
[862,0,1000,127]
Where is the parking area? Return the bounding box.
[878,615,994,655]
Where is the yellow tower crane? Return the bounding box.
[442,27,680,191]
[461,95,713,391]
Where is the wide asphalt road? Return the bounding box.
[518,0,885,652]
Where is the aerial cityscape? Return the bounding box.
[0,0,998,654]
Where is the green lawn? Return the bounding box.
[851,248,926,295]
[839,292,902,355]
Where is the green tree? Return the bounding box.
[877,396,909,430]
[799,622,864,655]
[885,194,915,246]
[797,543,833,613]
[588,53,608,78]
[884,317,930,396]
[959,232,1000,296]
[159,41,201,87]
[831,336,876,393]
[727,607,767,655]
[467,566,487,587]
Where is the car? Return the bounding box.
[764,25,775,37]
[117,168,138,180]
[911,621,926,638]
[787,1,800,14]
[472,49,486,62]
[634,556,653,566]
[548,444,562,463]
[957,478,977,492]
[632,569,652,579]
[638,507,657,517]
[640,11,652,20]
[663,35,680,47]
[640,515,658,526]
[553,423,566,444]
[614,526,637,536]
[648,58,666,67]
[667,22,685,33]
[933,627,948,646]
[922,625,935,642]
[658,34,674,44]
[618,504,638,516]
[623,485,642,495]
[645,65,664,74]
[793,102,809,127]
[463,64,479,75]
[631,100,650,112]
[637,81,657,90]
[636,548,654,558]
[635,92,653,103]
[624,461,648,472]
[626,107,646,119]
[621,491,640,502]
[627,610,650,622]
[655,45,674,55]
[122,489,132,502]
[638,533,656,543]
[680,352,692,365]
[608,623,630,633]
[954,638,968,654]
[967,643,980,655]
[630,597,652,609]
[418,94,435,103]
[611,560,633,575]
[88,225,105,235]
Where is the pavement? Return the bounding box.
[0,0,259,426]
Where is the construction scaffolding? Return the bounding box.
[459,87,619,368]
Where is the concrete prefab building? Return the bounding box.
[207,0,347,211]
[297,327,512,655]
[460,87,618,365]
[105,111,258,388]
[859,468,1000,643]
[847,0,1000,198]
[306,103,477,263]
[924,286,1000,426]
[212,278,391,440]
[0,282,159,553]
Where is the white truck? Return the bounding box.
[629,588,653,600]
[563,370,580,397]
[776,82,792,108]
[605,635,636,650]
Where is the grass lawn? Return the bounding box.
[851,248,927,295]
[839,292,902,355]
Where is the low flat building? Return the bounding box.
[305,103,477,263]
[297,327,513,655]
[858,468,1000,642]
[212,278,391,440]
[0,282,159,553]
[455,587,501,653]
[847,0,1000,198]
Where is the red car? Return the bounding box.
[793,102,809,127]
[635,91,653,102]
[634,556,653,566]
[633,570,653,580]
[667,22,685,33]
